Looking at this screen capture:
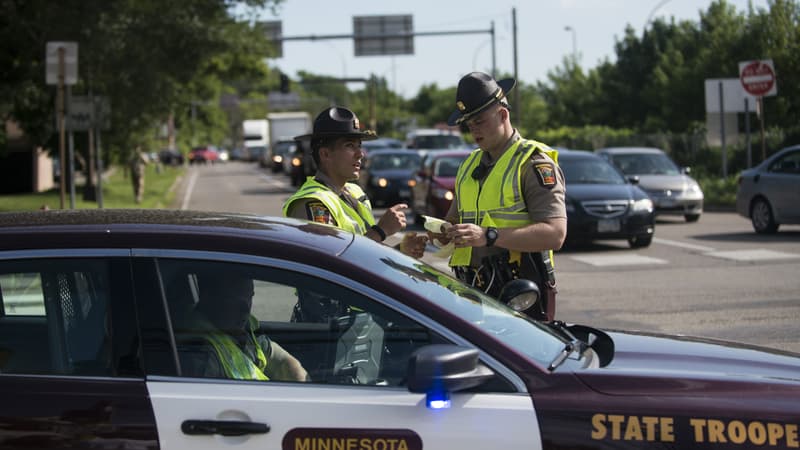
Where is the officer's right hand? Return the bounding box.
[377,203,408,236]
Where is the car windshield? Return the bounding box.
[415,135,464,149]
[562,159,627,185]
[368,153,421,171]
[612,152,680,175]
[345,246,570,368]
[273,142,297,155]
[434,156,466,177]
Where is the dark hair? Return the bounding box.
[311,137,340,166]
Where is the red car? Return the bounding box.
[189,145,219,164]
[411,149,471,223]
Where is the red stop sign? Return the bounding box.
[740,61,776,97]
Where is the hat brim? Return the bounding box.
[294,130,379,141]
[447,77,516,126]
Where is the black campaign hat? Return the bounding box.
[446,72,516,126]
[294,106,378,141]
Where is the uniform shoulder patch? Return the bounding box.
[306,201,334,225]
[533,161,557,189]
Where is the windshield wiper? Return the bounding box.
[546,321,592,371]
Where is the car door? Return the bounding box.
[133,252,542,450]
[0,251,157,448]
[767,150,800,220]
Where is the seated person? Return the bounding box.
[182,271,308,382]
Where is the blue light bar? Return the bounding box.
[426,391,451,409]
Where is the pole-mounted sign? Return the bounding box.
[739,59,777,97]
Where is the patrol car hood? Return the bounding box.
[577,329,800,394]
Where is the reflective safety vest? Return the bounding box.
[203,315,269,381]
[450,139,559,267]
[282,177,375,235]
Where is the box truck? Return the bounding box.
[266,112,312,185]
[242,119,269,164]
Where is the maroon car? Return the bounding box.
[0,209,798,450]
[411,149,471,223]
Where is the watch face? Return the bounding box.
[486,228,498,246]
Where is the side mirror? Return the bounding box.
[681,166,692,175]
[498,279,547,321]
[627,175,640,185]
[407,345,494,398]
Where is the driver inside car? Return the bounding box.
[184,271,309,382]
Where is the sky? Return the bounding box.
[251,0,769,99]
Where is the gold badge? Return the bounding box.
[353,118,360,129]
[457,101,466,111]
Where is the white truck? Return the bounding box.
[266,112,313,185]
[242,119,269,164]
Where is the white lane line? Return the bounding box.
[180,169,198,210]
[569,254,668,266]
[652,237,716,253]
[705,249,800,262]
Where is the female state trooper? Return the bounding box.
[429,72,567,321]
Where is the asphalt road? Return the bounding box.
[175,161,800,354]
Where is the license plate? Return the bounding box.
[399,189,411,198]
[597,219,621,233]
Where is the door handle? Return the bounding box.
[181,419,270,436]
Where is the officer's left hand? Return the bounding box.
[447,223,486,248]
[399,232,428,258]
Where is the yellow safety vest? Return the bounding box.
[282,177,375,235]
[450,139,559,267]
[203,316,269,381]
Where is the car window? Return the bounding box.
[153,258,445,388]
[769,150,800,174]
[561,159,627,185]
[368,153,420,171]
[612,153,680,175]
[0,259,118,376]
[434,156,466,177]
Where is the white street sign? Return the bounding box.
[46,41,78,85]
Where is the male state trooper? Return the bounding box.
[428,72,567,320]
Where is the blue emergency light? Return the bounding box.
[426,390,451,410]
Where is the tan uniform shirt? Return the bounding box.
[446,131,566,265]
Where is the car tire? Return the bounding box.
[684,214,701,222]
[628,234,653,248]
[750,197,779,234]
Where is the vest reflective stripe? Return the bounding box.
[204,316,269,381]
[450,139,559,267]
[282,178,375,234]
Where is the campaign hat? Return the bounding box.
[295,106,378,141]
[446,72,516,126]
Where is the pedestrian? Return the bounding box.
[129,146,148,204]
[428,72,566,321]
[283,106,428,258]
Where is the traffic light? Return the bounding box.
[279,73,290,93]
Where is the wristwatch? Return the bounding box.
[485,227,498,247]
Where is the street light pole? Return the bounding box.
[564,26,577,62]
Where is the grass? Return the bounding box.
[0,163,185,212]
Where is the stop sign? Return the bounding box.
[739,60,777,97]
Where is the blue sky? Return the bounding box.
[248,0,769,98]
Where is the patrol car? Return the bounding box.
[0,209,798,450]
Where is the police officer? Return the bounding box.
[430,72,566,320]
[188,271,309,382]
[283,106,427,257]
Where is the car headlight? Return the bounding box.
[272,156,283,163]
[432,187,452,200]
[372,177,389,188]
[292,157,302,167]
[631,198,653,213]
[686,182,703,195]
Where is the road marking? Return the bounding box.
[569,254,668,266]
[705,249,800,262]
[653,237,716,253]
[180,168,198,210]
